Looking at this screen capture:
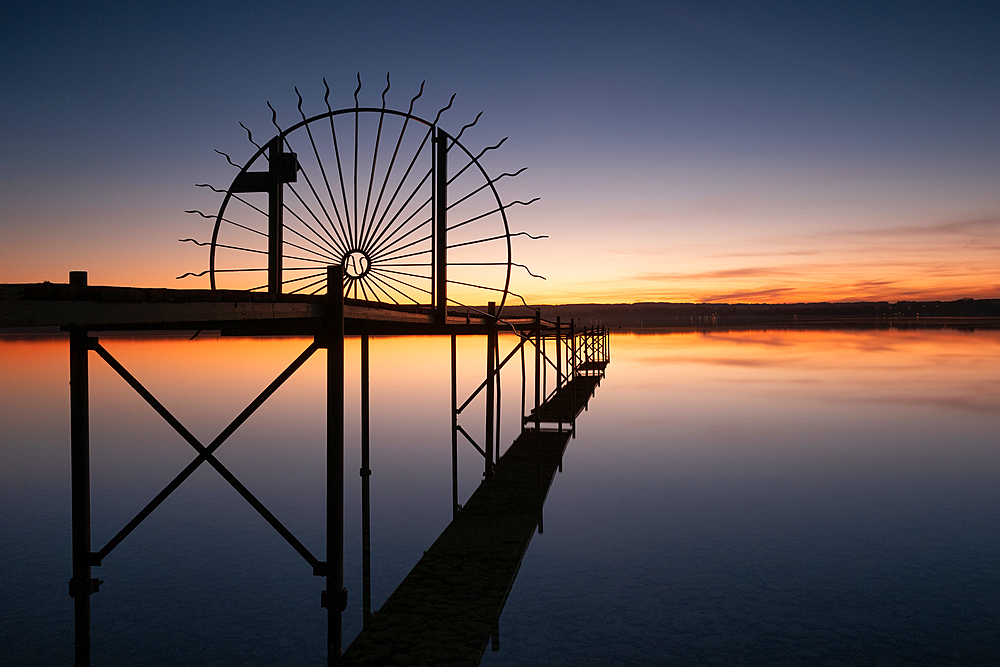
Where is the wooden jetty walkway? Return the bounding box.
[525,374,604,426]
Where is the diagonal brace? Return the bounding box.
[456,336,527,415]
[456,424,487,459]
[92,341,323,571]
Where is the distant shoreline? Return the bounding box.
[501,299,1000,330]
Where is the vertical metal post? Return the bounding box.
[542,330,547,400]
[519,338,526,435]
[570,318,576,439]
[534,308,544,535]
[324,265,345,663]
[267,137,285,294]
[484,302,496,478]
[434,128,449,322]
[555,317,562,433]
[451,333,459,518]
[360,334,372,626]
[570,318,576,377]
[69,272,92,667]
[533,309,541,433]
[494,332,502,460]
[556,317,562,390]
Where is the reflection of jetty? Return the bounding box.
[344,316,608,665]
[344,328,607,665]
[343,430,572,666]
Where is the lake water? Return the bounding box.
[2,328,999,665]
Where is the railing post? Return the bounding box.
[323,265,346,663]
[69,272,95,667]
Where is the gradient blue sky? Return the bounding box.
[2,1,998,303]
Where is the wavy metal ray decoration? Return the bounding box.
[179,75,543,317]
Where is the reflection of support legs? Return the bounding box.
[360,335,372,626]
[451,334,459,518]
[324,266,346,664]
[70,323,95,667]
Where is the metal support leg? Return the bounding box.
[534,310,541,433]
[485,302,496,478]
[360,334,372,626]
[570,319,576,426]
[324,265,346,664]
[68,271,98,667]
[70,324,93,667]
[555,317,562,433]
[494,328,502,461]
[519,340,526,436]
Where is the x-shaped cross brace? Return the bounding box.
[87,338,327,576]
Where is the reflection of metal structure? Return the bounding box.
[181,75,542,321]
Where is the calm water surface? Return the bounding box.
[2,329,998,665]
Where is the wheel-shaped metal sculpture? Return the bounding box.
[181,75,540,317]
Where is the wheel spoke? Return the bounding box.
[361,132,433,256]
[323,81,354,252]
[294,115,352,253]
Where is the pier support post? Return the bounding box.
[68,271,98,667]
[323,265,346,663]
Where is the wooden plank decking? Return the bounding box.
[524,374,604,425]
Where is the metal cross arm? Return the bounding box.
[89,339,324,573]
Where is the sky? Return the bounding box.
[1,0,998,305]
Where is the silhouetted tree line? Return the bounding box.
[503,299,1000,329]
